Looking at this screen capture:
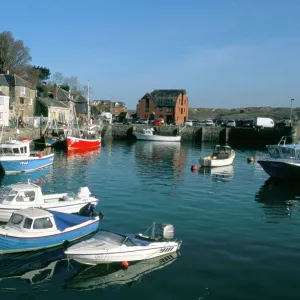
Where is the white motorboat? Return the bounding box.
[65,222,182,265]
[199,145,235,167]
[66,252,178,290]
[0,181,99,222]
[136,128,181,142]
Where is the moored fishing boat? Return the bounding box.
[136,128,181,142]
[0,208,101,254]
[257,136,300,181]
[65,222,181,265]
[0,139,54,174]
[199,145,235,167]
[0,181,99,222]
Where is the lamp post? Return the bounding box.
[290,98,295,126]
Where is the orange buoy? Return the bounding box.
[247,156,254,163]
[121,261,129,268]
[37,152,43,158]
[191,165,199,172]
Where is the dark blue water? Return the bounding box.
[0,141,300,300]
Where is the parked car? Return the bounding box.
[205,120,214,126]
[196,120,207,126]
[157,118,165,124]
[139,119,149,124]
[184,120,193,126]
[152,120,163,126]
[226,120,236,127]
[123,119,132,125]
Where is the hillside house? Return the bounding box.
[137,89,189,124]
[0,91,9,126]
[92,100,127,116]
[5,74,37,119]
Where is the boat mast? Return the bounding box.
[87,80,90,126]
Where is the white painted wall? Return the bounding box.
[0,94,10,127]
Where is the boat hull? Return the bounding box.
[45,137,65,148]
[257,160,300,181]
[0,199,98,223]
[199,152,235,167]
[0,154,54,174]
[66,241,181,265]
[0,219,99,254]
[135,133,181,142]
[67,137,101,150]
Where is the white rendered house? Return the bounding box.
[0,90,10,127]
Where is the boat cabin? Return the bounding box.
[0,183,42,205]
[212,145,232,159]
[140,128,155,135]
[0,140,30,156]
[6,208,58,233]
[267,144,300,160]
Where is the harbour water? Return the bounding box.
[0,141,300,299]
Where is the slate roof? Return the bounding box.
[148,89,186,107]
[0,75,9,86]
[38,97,69,109]
[5,74,34,89]
[73,94,87,104]
[92,100,126,106]
[57,87,70,101]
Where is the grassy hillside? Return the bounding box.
[188,107,300,122]
[128,107,300,122]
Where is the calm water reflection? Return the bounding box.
[0,141,300,299]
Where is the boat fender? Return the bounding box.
[191,165,199,172]
[121,261,129,268]
[38,152,43,158]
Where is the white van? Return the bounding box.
[184,120,193,126]
[253,117,274,128]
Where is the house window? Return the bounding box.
[20,86,25,96]
[0,97,4,105]
[0,112,3,120]
[145,99,149,112]
[20,97,25,104]
[29,98,33,105]
[166,107,172,113]
[181,99,183,105]
[181,108,183,114]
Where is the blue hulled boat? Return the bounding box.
[0,139,54,174]
[0,208,101,254]
[258,136,300,181]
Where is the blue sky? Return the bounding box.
[2,0,300,108]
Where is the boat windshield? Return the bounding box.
[94,231,126,245]
[268,146,297,159]
[0,188,18,203]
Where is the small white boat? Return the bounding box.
[65,222,181,265]
[0,181,99,222]
[199,145,235,167]
[136,128,181,142]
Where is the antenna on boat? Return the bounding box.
[151,221,156,239]
[27,179,30,185]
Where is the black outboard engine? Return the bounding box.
[79,203,96,217]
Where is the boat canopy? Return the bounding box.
[94,230,137,247]
[48,210,94,231]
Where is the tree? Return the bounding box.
[33,66,51,82]
[51,72,64,85]
[0,31,32,75]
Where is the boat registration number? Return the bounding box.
[71,138,79,142]
[160,246,174,253]
[20,162,28,165]
[94,254,106,259]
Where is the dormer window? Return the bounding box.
[20,86,25,96]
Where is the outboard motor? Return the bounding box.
[79,203,96,217]
[157,224,175,240]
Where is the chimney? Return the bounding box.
[53,84,58,100]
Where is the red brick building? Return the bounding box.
[137,89,188,124]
